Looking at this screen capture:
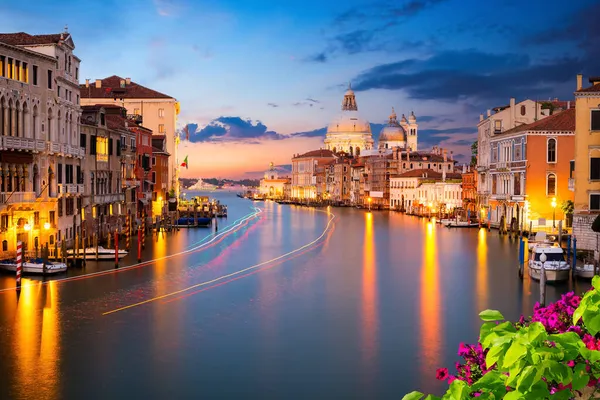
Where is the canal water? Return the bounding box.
[0,191,591,399]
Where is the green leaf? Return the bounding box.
[571,363,590,391]
[527,379,551,399]
[506,359,526,388]
[582,309,600,336]
[516,366,541,393]
[592,275,599,289]
[527,322,548,344]
[579,348,600,363]
[533,347,564,363]
[479,309,505,322]
[402,391,424,400]
[548,389,573,400]
[503,390,523,400]
[544,361,572,385]
[449,379,470,400]
[572,303,584,325]
[504,341,527,368]
[486,343,508,369]
[423,395,441,400]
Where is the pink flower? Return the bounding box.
[458,342,470,357]
[436,368,449,381]
[567,360,575,367]
[448,375,457,384]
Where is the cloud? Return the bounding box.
[352,49,580,102]
[304,52,328,63]
[185,117,286,143]
[267,103,279,108]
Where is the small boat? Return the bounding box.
[0,258,67,275]
[574,264,596,279]
[66,246,128,260]
[445,218,479,228]
[174,217,212,227]
[528,244,570,282]
[528,231,552,251]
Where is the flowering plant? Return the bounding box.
[404,276,600,400]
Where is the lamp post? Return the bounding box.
[368,197,372,211]
[551,197,557,229]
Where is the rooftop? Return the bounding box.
[80,75,174,99]
[499,108,575,135]
[394,168,462,180]
[293,149,335,159]
[0,32,68,46]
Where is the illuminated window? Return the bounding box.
[96,136,108,162]
[133,108,140,115]
[158,124,165,133]
[158,108,164,118]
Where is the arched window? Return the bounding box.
[520,105,526,116]
[547,138,556,163]
[547,173,556,196]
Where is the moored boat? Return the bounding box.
[528,244,570,282]
[0,258,67,275]
[527,231,552,251]
[174,217,212,227]
[66,246,128,260]
[574,264,596,279]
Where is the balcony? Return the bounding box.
[92,193,125,204]
[0,136,46,152]
[0,191,36,204]
[491,193,508,201]
[78,184,85,194]
[57,184,67,195]
[568,178,575,191]
[47,142,61,154]
[67,184,78,194]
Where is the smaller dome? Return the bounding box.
[379,107,406,145]
[400,114,407,124]
[409,111,416,122]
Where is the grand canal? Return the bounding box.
[0,191,591,399]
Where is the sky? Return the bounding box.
[1,0,599,179]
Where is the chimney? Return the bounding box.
[443,149,448,162]
[487,109,491,117]
[480,114,484,122]
[85,79,89,88]
[95,79,101,88]
[567,101,571,109]
[510,97,515,108]
[125,77,131,85]
[577,74,583,91]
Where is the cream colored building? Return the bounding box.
[324,84,373,155]
[259,162,289,199]
[390,169,462,213]
[572,74,600,254]
[80,76,181,195]
[291,149,335,199]
[0,29,84,256]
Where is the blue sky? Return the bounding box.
[1,0,598,178]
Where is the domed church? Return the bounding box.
[324,84,374,156]
[378,108,418,151]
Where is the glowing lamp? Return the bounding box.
[540,251,547,263]
[24,223,31,231]
[43,222,50,230]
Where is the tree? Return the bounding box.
[470,141,478,167]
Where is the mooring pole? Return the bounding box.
[16,241,22,292]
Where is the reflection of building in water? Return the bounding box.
[259,162,290,199]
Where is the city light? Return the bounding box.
[44,222,51,230]
[24,223,31,231]
[551,197,557,229]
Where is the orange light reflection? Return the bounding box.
[476,228,488,311]
[419,222,441,378]
[361,212,378,384]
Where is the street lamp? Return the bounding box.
[551,197,557,229]
[24,223,31,231]
[368,197,372,211]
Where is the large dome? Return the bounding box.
[378,108,407,149]
[327,110,371,134]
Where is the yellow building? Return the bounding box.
[259,162,289,199]
[573,74,600,253]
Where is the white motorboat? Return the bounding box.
[66,246,128,260]
[527,231,552,251]
[574,264,596,279]
[446,220,479,228]
[528,244,570,282]
[0,258,67,275]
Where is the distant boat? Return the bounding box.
[175,217,212,227]
[574,264,595,279]
[66,246,128,260]
[0,258,68,275]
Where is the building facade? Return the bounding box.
[259,162,289,199]
[80,76,180,195]
[151,135,170,218]
[461,165,478,213]
[0,30,84,256]
[572,74,600,253]
[488,108,575,231]
[291,149,335,200]
[390,169,462,214]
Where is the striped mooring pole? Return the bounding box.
[142,212,146,249]
[16,241,23,291]
[126,214,131,251]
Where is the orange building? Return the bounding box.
[488,108,575,231]
[461,165,477,212]
[151,135,170,217]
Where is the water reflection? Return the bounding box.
[476,228,488,311]
[419,221,441,378]
[14,281,60,399]
[361,212,378,385]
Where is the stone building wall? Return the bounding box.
[572,213,599,254]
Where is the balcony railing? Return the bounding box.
[57,184,67,195]
[0,191,37,204]
[568,178,575,191]
[92,193,125,204]
[47,142,61,154]
[0,136,46,152]
[127,114,143,125]
[67,184,77,194]
[78,184,85,194]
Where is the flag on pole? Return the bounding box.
[181,155,188,169]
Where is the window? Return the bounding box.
[494,120,502,133]
[108,138,113,156]
[65,165,73,184]
[58,198,63,217]
[158,108,164,118]
[75,67,79,80]
[158,124,165,133]
[514,174,521,196]
[589,110,600,131]
[116,140,121,156]
[57,86,61,97]
[90,135,97,155]
[131,138,136,150]
[77,166,82,184]
[96,137,108,162]
[152,172,156,183]
[547,138,556,163]
[152,157,156,166]
[100,113,105,126]
[32,65,38,85]
[492,175,497,194]
[80,133,86,149]
[570,160,575,179]
[514,141,522,161]
[57,163,63,184]
[49,211,55,226]
[591,194,600,211]
[133,108,140,115]
[547,173,556,196]
[591,158,600,180]
[34,212,40,227]
[7,58,13,79]
[47,70,52,89]
[22,62,28,83]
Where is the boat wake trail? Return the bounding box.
[102,209,336,316]
[0,207,262,294]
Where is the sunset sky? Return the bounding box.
[1,0,598,179]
